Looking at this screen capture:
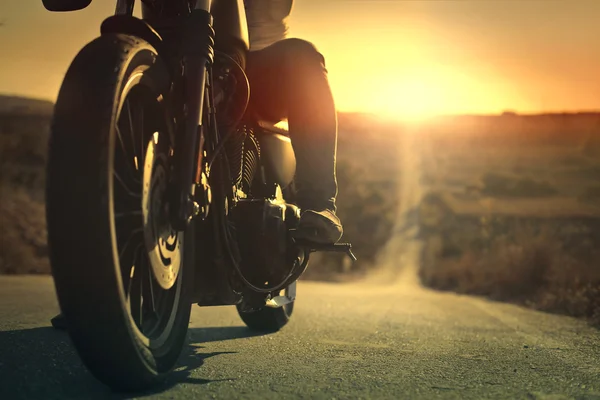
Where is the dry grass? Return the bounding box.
[0,188,49,274]
[420,224,600,326]
[0,97,51,274]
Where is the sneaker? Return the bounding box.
[51,313,67,330]
[294,208,343,244]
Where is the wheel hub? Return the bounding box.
[142,133,183,290]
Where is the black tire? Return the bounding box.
[236,282,296,332]
[46,34,194,391]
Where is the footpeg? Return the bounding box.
[292,236,357,262]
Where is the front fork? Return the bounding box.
[112,0,214,230]
[171,7,215,230]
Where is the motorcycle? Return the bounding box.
[42,0,355,392]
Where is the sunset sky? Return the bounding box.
[0,0,599,117]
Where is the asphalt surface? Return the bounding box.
[0,274,599,400]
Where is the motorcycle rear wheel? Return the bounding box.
[46,34,194,392]
[237,282,296,332]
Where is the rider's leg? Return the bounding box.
[246,38,343,244]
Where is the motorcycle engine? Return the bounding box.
[229,197,301,289]
[212,51,300,288]
[225,125,260,195]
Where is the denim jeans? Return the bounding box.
[245,38,339,212]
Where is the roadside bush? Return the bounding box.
[480,172,558,198]
[420,222,600,327]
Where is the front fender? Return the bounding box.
[100,15,172,97]
[101,15,165,57]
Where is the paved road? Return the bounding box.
[0,275,599,400]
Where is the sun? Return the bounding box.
[330,68,455,122]
[330,64,497,122]
[377,78,443,122]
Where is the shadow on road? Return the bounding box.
[0,325,266,399]
[188,326,265,344]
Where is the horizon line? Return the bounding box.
[1,92,599,118]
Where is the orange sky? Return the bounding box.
[1,0,599,117]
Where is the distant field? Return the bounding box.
[416,113,600,326]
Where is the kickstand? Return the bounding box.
[291,231,357,262]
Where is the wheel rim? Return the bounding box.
[109,68,183,346]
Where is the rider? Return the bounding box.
[51,0,343,329]
[244,0,343,244]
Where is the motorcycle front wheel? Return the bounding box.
[46,33,195,391]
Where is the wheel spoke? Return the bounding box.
[114,170,142,199]
[118,227,144,257]
[114,195,143,236]
[130,247,143,329]
[115,124,141,182]
[126,99,140,163]
[118,229,142,307]
[114,124,129,161]
[144,255,157,314]
[135,99,146,164]
[138,251,159,332]
[114,210,143,220]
